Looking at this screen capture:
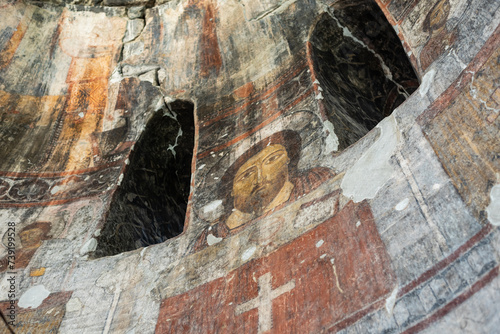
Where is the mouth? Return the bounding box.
[251,184,270,196]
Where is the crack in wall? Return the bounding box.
[327,7,410,98]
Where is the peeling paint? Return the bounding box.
[200,200,224,221]
[385,286,398,315]
[207,234,222,246]
[80,238,98,255]
[395,198,410,211]
[341,115,399,202]
[323,120,339,153]
[66,297,83,313]
[241,246,256,261]
[486,185,500,226]
[419,69,436,97]
[18,285,50,309]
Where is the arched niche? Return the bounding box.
[309,0,419,151]
[94,100,195,257]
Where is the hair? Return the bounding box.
[423,0,450,33]
[218,130,302,217]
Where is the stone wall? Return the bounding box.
[0,0,499,332]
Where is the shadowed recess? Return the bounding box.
[94,100,195,257]
[309,0,419,150]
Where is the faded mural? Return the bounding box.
[0,0,499,332]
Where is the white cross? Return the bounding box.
[235,272,295,333]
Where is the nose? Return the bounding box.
[255,165,263,185]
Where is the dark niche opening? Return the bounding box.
[309,0,419,151]
[94,100,195,257]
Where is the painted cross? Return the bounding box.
[235,272,295,333]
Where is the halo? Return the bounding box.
[195,110,325,220]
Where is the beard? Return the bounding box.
[237,180,285,215]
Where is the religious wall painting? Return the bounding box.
[158,201,396,333]
[195,130,335,250]
[0,222,51,272]
[46,9,126,172]
[418,30,500,223]
[419,0,458,71]
[0,6,127,172]
[196,59,311,155]
[0,291,72,333]
[0,8,153,209]
[0,3,32,71]
[193,110,337,251]
[402,0,472,72]
[0,202,72,272]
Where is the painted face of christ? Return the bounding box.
[232,144,290,216]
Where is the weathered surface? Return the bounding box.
[0,0,499,333]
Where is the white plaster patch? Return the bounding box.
[200,200,224,221]
[341,115,399,202]
[117,174,124,186]
[432,183,441,190]
[356,221,361,228]
[80,238,98,255]
[313,79,319,84]
[18,285,50,309]
[66,297,83,313]
[94,229,101,237]
[385,286,399,315]
[316,240,324,248]
[207,234,222,246]
[50,186,61,195]
[315,92,324,100]
[198,164,206,170]
[486,185,500,226]
[323,120,339,153]
[320,254,327,259]
[78,112,84,118]
[110,66,123,83]
[242,246,257,261]
[419,69,436,97]
[395,198,410,211]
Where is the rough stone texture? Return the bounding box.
[0,0,499,333]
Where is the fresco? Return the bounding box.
[419,0,458,71]
[0,0,498,332]
[418,30,500,223]
[401,0,472,72]
[195,129,335,250]
[158,201,395,333]
[0,291,72,333]
[0,222,51,272]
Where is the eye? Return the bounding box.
[236,168,255,182]
[264,152,284,165]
